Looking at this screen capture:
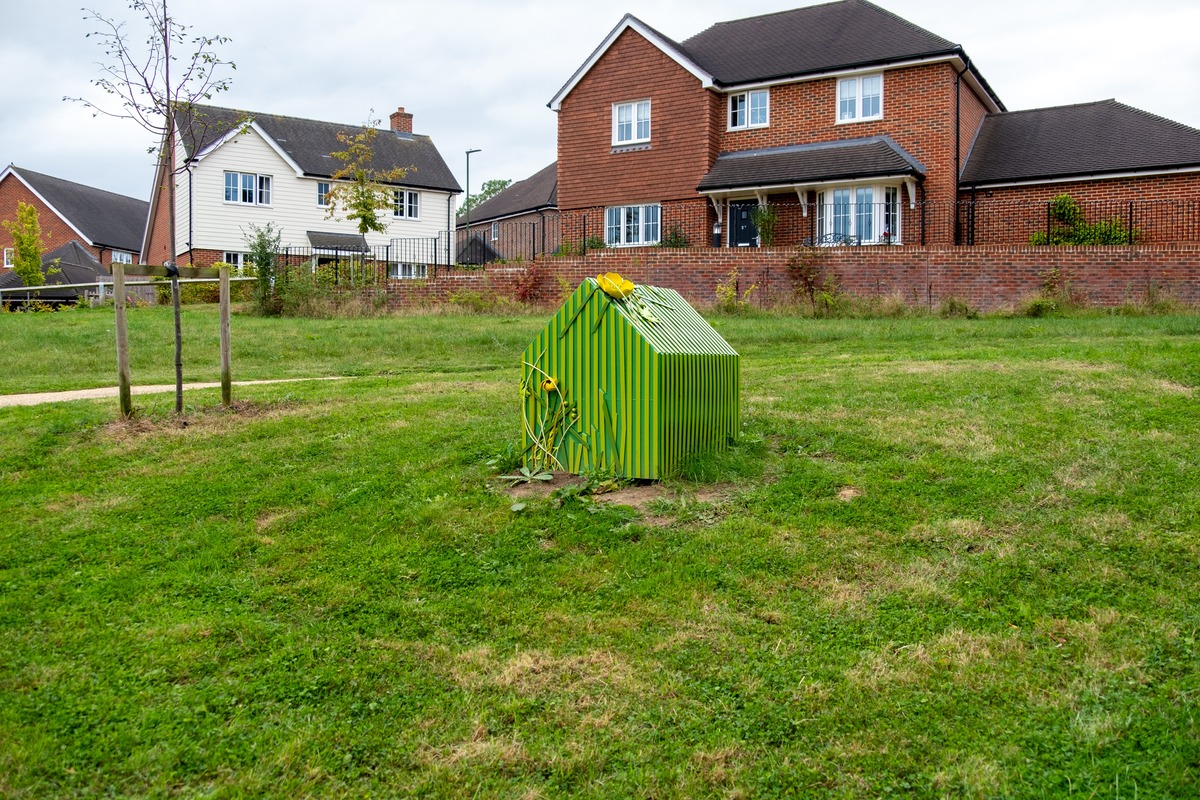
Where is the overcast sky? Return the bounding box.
[3,0,1198,202]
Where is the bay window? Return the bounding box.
[815,185,900,244]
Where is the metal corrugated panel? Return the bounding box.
[523,278,738,480]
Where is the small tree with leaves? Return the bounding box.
[461,179,512,214]
[245,222,281,316]
[2,201,53,287]
[324,118,408,235]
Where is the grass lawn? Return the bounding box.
[1,305,1198,797]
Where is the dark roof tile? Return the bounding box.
[9,167,147,253]
[960,99,1200,185]
[681,0,958,86]
[0,241,108,298]
[698,136,924,192]
[306,231,370,252]
[457,162,557,226]
[177,105,461,193]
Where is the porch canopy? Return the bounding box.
[697,135,925,213]
[306,231,370,253]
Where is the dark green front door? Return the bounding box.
[731,202,758,247]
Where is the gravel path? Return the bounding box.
[0,377,345,408]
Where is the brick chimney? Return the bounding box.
[389,106,413,134]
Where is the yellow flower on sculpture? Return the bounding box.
[540,377,559,393]
[597,272,635,299]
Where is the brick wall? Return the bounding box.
[556,28,722,211]
[965,172,1200,205]
[718,63,965,210]
[956,173,1200,245]
[375,246,1200,313]
[143,156,174,265]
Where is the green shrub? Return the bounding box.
[751,205,779,247]
[1029,194,1139,246]
[656,224,690,248]
[939,297,977,319]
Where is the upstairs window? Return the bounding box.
[729,89,769,129]
[613,100,651,145]
[4,248,14,268]
[224,172,272,205]
[112,251,133,265]
[317,181,330,207]
[605,204,661,246]
[393,190,420,219]
[837,73,883,122]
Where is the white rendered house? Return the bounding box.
[142,105,462,272]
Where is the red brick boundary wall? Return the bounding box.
[378,246,1200,312]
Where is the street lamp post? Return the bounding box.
[464,148,481,264]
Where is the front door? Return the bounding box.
[731,202,758,247]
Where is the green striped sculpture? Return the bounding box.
[522,274,740,480]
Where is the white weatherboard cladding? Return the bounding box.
[173,128,454,256]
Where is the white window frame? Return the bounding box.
[836,73,883,123]
[388,262,428,280]
[317,181,330,207]
[612,100,651,146]
[111,250,133,265]
[393,190,420,219]
[814,184,901,245]
[728,89,770,130]
[222,252,245,270]
[490,222,499,241]
[604,204,661,246]
[223,171,272,206]
[4,248,15,268]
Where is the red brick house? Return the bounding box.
[0,165,148,270]
[549,0,1200,250]
[455,162,559,263]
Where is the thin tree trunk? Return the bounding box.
[172,275,182,413]
[161,0,184,414]
[219,265,231,406]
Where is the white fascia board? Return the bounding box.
[191,120,305,177]
[548,15,714,111]
[719,55,1003,115]
[700,173,917,199]
[1,166,94,246]
[965,164,1200,191]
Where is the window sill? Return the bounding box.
[611,143,651,154]
[727,123,770,132]
[835,116,883,125]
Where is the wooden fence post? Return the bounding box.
[113,263,132,418]
[219,266,231,406]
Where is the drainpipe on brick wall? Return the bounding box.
[446,196,453,267]
[954,57,971,246]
